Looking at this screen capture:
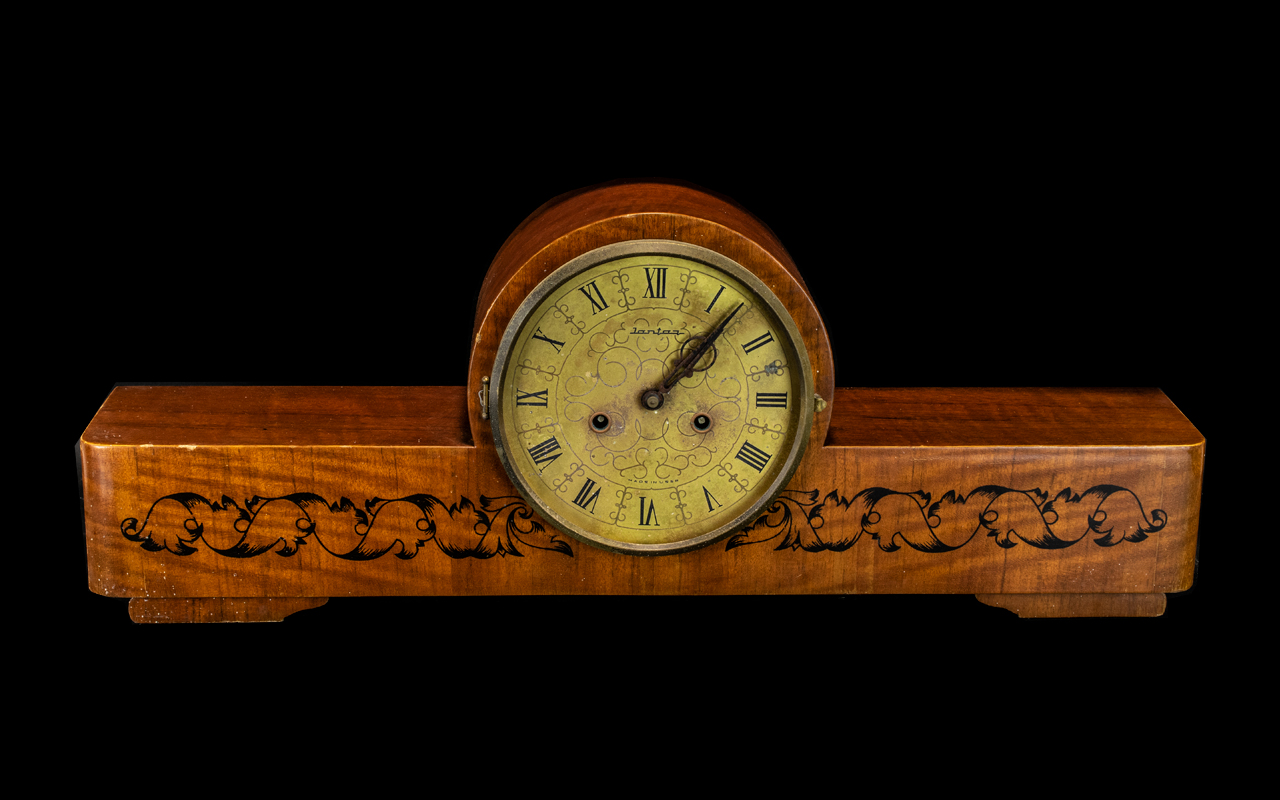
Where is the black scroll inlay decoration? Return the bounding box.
[726,486,1167,553]
[121,493,573,560]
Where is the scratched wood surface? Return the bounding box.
[84,385,1201,448]
[81,385,1202,613]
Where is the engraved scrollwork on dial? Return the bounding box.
[746,360,786,382]
[717,461,749,493]
[670,487,693,524]
[744,418,785,439]
[517,359,561,382]
[551,462,586,494]
[552,302,589,335]
[588,321,631,353]
[553,308,748,487]
[673,270,697,312]
[611,270,637,310]
[493,243,814,554]
[609,487,635,525]
[517,416,562,442]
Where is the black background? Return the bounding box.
[56,111,1225,688]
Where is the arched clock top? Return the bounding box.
[466,180,835,450]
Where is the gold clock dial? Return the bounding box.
[491,241,814,555]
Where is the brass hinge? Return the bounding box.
[478,376,490,420]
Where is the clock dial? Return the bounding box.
[491,241,814,555]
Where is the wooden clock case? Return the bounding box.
[75,180,1205,625]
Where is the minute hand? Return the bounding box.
[662,303,743,392]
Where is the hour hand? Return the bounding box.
[667,302,742,387]
[641,303,743,409]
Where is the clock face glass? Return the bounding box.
[493,243,812,554]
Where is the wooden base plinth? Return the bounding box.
[82,386,1203,620]
[128,597,328,623]
[976,593,1167,618]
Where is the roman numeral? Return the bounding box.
[756,392,787,408]
[532,327,565,353]
[705,286,725,313]
[703,486,722,513]
[735,441,772,473]
[643,267,667,298]
[516,389,548,406]
[639,497,658,526]
[573,478,601,513]
[742,332,774,354]
[527,437,562,472]
[579,281,608,314]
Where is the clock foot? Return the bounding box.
[127,597,329,624]
[976,593,1166,619]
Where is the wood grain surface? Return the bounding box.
[81,385,1202,611]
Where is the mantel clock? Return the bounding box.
[77,181,1205,622]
